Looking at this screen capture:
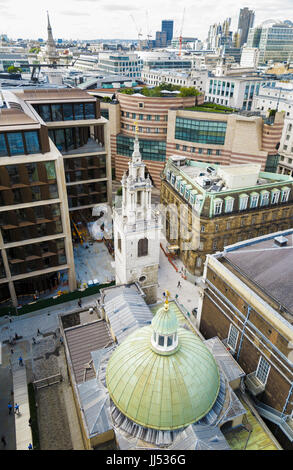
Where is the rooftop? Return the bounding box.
[221,230,293,319]
[167,157,292,193]
[64,320,114,384]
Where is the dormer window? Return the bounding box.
[214,199,223,215]
[260,191,270,207]
[271,190,280,204]
[281,187,290,203]
[250,193,259,208]
[225,197,234,213]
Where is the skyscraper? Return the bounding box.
[161,20,174,44]
[237,7,255,46]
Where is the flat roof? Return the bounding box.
[0,107,38,127]
[64,320,114,384]
[15,88,96,103]
[222,231,293,317]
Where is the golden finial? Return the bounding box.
[164,290,171,310]
[134,120,138,135]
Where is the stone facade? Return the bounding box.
[160,158,293,275]
[113,135,161,304]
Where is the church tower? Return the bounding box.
[113,130,161,304]
[46,12,58,63]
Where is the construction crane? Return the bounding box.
[178,7,186,57]
[145,10,152,49]
[130,14,143,50]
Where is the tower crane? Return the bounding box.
[130,14,143,50]
[145,10,152,48]
[178,7,186,57]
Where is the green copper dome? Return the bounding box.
[106,326,220,430]
[151,301,178,335]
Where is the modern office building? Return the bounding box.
[160,157,293,275]
[252,82,293,177]
[247,21,293,65]
[197,230,293,448]
[161,20,174,44]
[205,75,277,111]
[139,51,192,70]
[155,31,167,48]
[14,88,112,220]
[105,91,203,187]
[237,8,255,47]
[0,90,76,306]
[97,53,142,79]
[100,91,283,187]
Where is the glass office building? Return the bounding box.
[247,23,293,64]
[162,20,174,44]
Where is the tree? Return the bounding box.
[7,65,22,74]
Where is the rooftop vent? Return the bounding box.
[274,235,288,247]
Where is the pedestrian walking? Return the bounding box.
[175,294,179,300]
[60,336,63,345]
[1,436,6,447]
[28,418,32,427]
[177,281,181,288]
[8,404,12,415]
[32,337,36,345]
[10,348,14,354]
[15,403,20,414]
[37,328,41,336]
[28,443,33,450]
[78,299,82,308]
[18,356,23,366]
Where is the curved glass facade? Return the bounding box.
[175,117,227,145]
[117,134,166,161]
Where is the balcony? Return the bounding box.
[62,138,105,156]
[245,372,265,396]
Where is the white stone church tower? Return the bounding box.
[113,133,161,304]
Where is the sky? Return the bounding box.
[0,0,292,41]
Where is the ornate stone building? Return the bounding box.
[113,133,161,304]
[160,156,293,275]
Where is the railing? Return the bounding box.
[33,373,63,390]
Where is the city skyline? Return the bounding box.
[0,0,292,41]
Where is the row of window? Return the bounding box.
[213,188,291,216]
[166,170,291,215]
[227,324,270,385]
[121,123,167,134]
[175,118,227,145]
[116,135,166,162]
[48,127,90,153]
[0,131,41,157]
[0,161,56,188]
[32,102,96,122]
[121,111,168,122]
[175,144,221,156]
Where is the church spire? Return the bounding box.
[46,11,57,59]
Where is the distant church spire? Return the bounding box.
[46,11,57,59]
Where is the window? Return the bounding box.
[212,239,218,250]
[84,102,95,119]
[271,190,280,204]
[7,133,24,155]
[24,131,40,154]
[256,356,270,385]
[74,103,84,120]
[0,133,7,156]
[214,199,223,215]
[51,104,63,121]
[138,238,148,257]
[63,103,74,121]
[225,198,234,213]
[201,225,205,233]
[260,191,270,207]
[175,117,227,145]
[196,257,202,268]
[167,336,173,347]
[250,193,259,208]
[239,195,248,211]
[116,135,166,161]
[158,335,164,346]
[281,188,290,202]
[227,324,239,351]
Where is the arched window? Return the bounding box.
[138,238,148,257]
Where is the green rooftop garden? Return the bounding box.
[119,82,201,98]
[185,102,236,113]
